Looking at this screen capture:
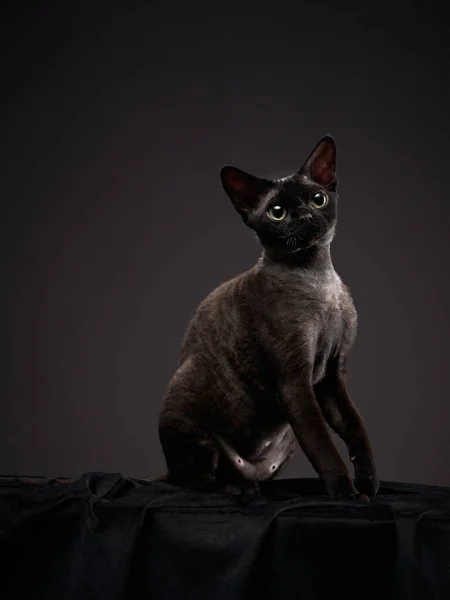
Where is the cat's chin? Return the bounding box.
[266,239,319,256]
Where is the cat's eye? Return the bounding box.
[311,191,328,209]
[267,205,288,221]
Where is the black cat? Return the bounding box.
[157,135,379,500]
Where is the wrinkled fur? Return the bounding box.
[158,136,379,500]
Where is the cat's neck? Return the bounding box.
[258,243,335,276]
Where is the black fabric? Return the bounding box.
[1,474,449,599]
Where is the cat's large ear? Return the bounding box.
[220,166,270,217]
[300,135,337,190]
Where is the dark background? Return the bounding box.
[1,0,449,486]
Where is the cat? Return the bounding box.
[157,135,379,500]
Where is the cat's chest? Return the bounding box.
[290,271,355,359]
[310,276,357,379]
[269,270,355,335]
[316,275,348,324]
[298,270,347,317]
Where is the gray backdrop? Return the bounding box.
[1,0,449,486]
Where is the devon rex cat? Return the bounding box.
[157,135,379,500]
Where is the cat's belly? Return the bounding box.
[214,422,296,481]
[247,423,293,459]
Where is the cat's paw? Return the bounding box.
[355,473,380,498]
[353,462,380,498]
[356,493,371,503]
[241,481,263,498]
[218,481,262,498]
[323,473,359,499]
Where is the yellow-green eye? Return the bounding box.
[267,205,288,221]
[311,191,328,209]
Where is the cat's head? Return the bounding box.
[220,136,338,256]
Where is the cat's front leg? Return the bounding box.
[279,376,363,499]
[315,374,379,498]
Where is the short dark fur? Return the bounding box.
[158,136,379,500]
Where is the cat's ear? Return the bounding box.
[300,135,337,190]
[220,166,269,216]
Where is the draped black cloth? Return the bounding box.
[0,473,449,599]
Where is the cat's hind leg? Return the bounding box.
[158,357,262,497]
[158,422,262,497]
[158,414,220,490]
